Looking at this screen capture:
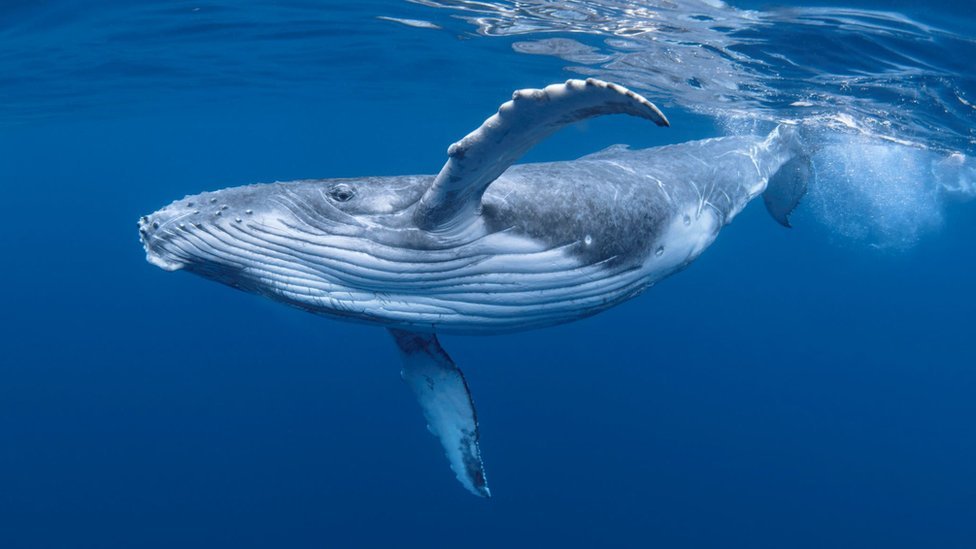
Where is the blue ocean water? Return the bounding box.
[1,1,974,547]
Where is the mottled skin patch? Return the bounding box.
[483,159,671,267]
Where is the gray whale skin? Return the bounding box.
[140,79,808,497]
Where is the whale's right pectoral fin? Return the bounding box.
[389,329,490,498]
[414,78,669,232]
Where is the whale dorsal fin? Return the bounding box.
[414,78,669,232]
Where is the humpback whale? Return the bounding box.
[139,79,808,497]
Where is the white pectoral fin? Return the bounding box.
[414,78,669,231]
[389,329,490,498]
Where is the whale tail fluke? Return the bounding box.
[763,125,812,228]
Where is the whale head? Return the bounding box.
[139,176,434,311]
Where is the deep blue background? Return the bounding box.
[1,2,974,547]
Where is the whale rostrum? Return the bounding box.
[139,79,808,497]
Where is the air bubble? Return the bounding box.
[655,246,665,256]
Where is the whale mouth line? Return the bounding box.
[141,231,188,271]
[145,250,186,271]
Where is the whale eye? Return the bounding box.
[329,183,355,202]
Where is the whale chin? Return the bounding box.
[144,250,185,272]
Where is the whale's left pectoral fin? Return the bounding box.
[389,329,490,498]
